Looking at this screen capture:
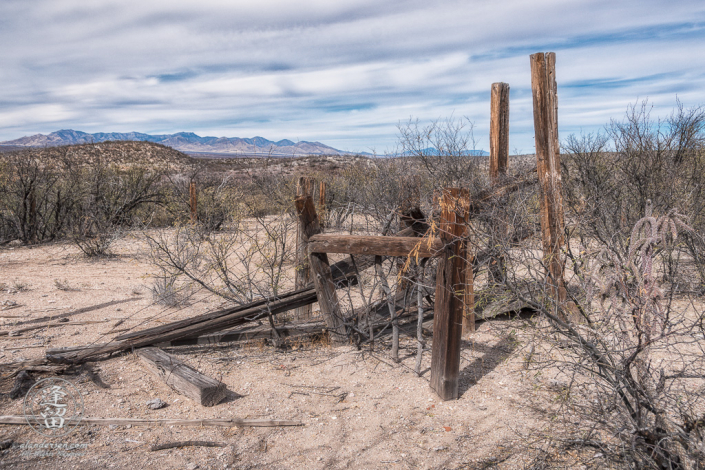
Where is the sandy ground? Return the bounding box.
[0,234,574,470]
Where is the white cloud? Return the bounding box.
[1,0,704,152]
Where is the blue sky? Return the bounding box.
[1,0,704,154]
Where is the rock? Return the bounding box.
[10,371,34,400]
[146,398,167,410]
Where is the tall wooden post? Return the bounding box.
[430,188,468,400]
[189,181,198,223]
[530,52,566,303]
[489,82,510,284]
[318,181,327,228]
[295,177,315,319]
[489,82,510,184]
[295,195,347,344]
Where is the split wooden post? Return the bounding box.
[430,188,469,400]
[530,52,566,303]
[295,177,316,319]
[489,82,510,284]
[295,195,347,343]
[189,181,198,223]
[489,82,510,183]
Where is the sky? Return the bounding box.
[1,0,704,154]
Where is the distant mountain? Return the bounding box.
[0,130,351,157]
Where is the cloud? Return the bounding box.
[1,0,704,153]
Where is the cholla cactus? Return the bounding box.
[591,200,693,340]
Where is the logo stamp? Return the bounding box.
[23,378,84,437]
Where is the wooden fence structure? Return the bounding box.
[294,52,566,401]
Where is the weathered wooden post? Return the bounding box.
[489,82,510,184]
[294,195,347,343]
[318,181,327,228]
[295,177,316,319]
[488,82,510,285]
[530,52,566,303]
[189,181,198,223]
[430,188,468,400]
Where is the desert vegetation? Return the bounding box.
[0,97,704,469]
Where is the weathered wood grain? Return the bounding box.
[430,188,468,401]
[295,195,347,344]
[308,234,443,258]
[137,347,227,407]
[530,52,566,304]
[490,82,510,183]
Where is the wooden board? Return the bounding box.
[136,347,227,407]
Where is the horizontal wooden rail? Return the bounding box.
[308,234,444,258]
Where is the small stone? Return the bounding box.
[146,398,167,410]
[109,425,118,430]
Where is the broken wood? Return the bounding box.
[309,234,443,258]
[530,52,566,304]
[296,195,347,344]
[47,288,318,363]
[430,188,468,401]
[0,416,302,427]
[136,347,227,407]
[295,177,316,319]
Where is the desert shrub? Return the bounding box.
[71,158,164,256]
[146,205,295,306]
[563,100,705,287]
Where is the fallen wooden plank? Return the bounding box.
[309,234,443,258]
[0,416,302,427]
[136,347,227,407]
[155,320,325,347]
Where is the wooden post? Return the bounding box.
[489,82,510,284]
[489,82,510,184]
[318,181,326,228]
[430,188,468,400]
[189,181,197,223]
[295,195,347,344]
[295,177,315,319]
[530,52,566,303]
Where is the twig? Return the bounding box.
[151,441,226,451]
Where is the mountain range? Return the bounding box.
[0,129,351,157]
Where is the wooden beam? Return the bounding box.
[136,347,227,407]
[295,195,347,344]
[295,177,316,319]
[489,82,510,184]
[308,234,443,258]
[430,188,468,400]
[530,52,566,304]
